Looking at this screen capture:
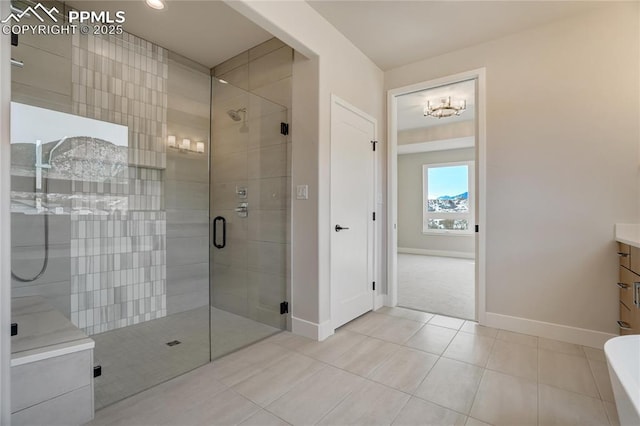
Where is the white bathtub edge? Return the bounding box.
[604,335,640,426]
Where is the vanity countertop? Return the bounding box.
[11,296,94,367]
[615,224,640,249]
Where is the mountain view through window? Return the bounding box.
[424,164,471,232]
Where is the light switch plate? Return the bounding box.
[296,185,308,200]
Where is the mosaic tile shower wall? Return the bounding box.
[69,31,168,334]
[71,32,168,169]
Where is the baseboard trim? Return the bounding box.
[484,312,617,349]
[317,320,334,341]
[374,293,385,311]
[398,247,475,259]
[291,316,334,341]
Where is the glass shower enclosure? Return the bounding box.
[209,77,289,359]
[9,3,289,411]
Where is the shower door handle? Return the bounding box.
[212,216,226,249]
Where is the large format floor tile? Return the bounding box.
[329,336,400,377]
[368,315,425,344]
[90,368,227,426]
[470,369,538,426]
[414,357,484,414]
[496,329,538,348]
[262,331,314,351]
[604,401,621,426]
[442,332,495,367]
[317,380,410,426]
[267,365,364,425]
[239,410,290,426]
[465,417,492,426]
[460,321,498,338]
[343,312,391,335]
[539,349,600,398]
[298,329,367,363]
[92,308,615,426]
[232,352,325,406]
[367,347,438,393]
[429,314,465,330]
[405,324,457,355]
[176,389,261,425]
[583,346,607,362]
[538,383,609,426]
[486,339,538,381]
[539,337,585,357]
[392,397,466,426]
[589,359,615,402]
[377,306,434,323]
[212,341,290,387]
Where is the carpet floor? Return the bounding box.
[398,254,475,320]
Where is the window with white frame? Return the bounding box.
[423,161,474,234]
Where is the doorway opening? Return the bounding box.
[387,70,486,323]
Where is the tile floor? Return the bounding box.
[398,255,475,320]
[90,306,619,426]
[93,306,280,409]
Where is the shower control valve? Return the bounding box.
[236,186,247,199]
[235,202,248,218]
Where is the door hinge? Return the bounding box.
[10,323,17,336]
[371,140,378,151]
[372,282,376,291]
[475,225,479,233]
[373,212,376,221]
[280,122,289,136]
[280,301,289,315]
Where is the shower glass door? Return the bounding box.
[210,77,289,359]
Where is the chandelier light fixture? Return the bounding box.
[424,96,467,119]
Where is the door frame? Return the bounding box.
[330,94,379,331]
[386,68,487,324]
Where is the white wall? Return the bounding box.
[386,3,640,336]
[398,149,475,255]
[226,1,384,339]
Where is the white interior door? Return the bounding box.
[330,96,376,329]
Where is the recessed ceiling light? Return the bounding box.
[146,0,165,10]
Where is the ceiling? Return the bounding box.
[67,1,607,72]
[306,1,606,70]
[66,1,273,68]
[397,79,475,131]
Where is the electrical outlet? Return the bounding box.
[296,185,308,200]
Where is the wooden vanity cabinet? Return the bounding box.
[617,242,640,335]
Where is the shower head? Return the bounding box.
[227,108,246,122]
[227,110,242,121]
